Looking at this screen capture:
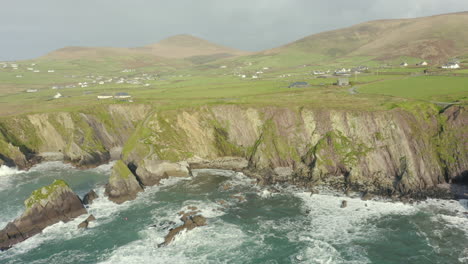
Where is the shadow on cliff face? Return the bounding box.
[451,170,468,200]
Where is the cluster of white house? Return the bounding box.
[232,66,270,79]
[400,60,461,69]
[0,62,56,73]
[312,66,369,76]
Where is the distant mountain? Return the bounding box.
[42,34,249,61]
[138,34,249,59]
[267,11,468,63]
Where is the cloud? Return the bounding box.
[0,0,467,60]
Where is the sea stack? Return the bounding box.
[104,160,143,204]
[0,180,87,251]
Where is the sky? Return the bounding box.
[1,0,468,61]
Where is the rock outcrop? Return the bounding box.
[0,180,86,251]
[159,212,207,247]
[104,160,143,204]
[82,190,98,205]
[135,159,191,186]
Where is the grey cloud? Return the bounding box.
[0,0,467,60]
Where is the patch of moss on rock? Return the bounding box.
[24,180,70,209]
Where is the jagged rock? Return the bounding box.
[83,189,98,205]
[0,180,86,251]
[105,160,143,204]
[135,159,191,186]
[273,167,294,181]
[341,200,348,208]
[78,221,88,229]
[188,156,249,171]
[361,192,374,201]
[159,214,207,247]
[77,214,96,229]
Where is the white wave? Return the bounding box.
[0,165,23,191]
[178,200,227,218]
[98,219,250,264]
[90,161,116,175]
[5,213,91,255]
[0,165,22,176]
[294,192,417,261]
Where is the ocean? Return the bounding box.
[0,162,467,264]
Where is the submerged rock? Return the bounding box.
[0,180,87,251]
[136,159,191,186]
[77,214,96,229]
[105,160,143,204]
[341,200,348,208]
[83,189,98,205]
[361,192,374,201]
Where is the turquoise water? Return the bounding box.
[0,163,467,264]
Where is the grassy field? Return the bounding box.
[0,49,467,117]
[358,75,468,101]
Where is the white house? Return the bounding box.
[220,65,227,69]
[400,62,408,67]
[33,70,40,73]
[48,70,55,73]
[442,63,460,69]
[26,89,38,93]
[252,75,258,79]
[418,61,428,66]
[53,93,63,99]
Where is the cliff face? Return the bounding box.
[0,105,149,169]
[123,104,467,198]
[0,103,465,198]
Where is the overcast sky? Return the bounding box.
[1,0,468,60]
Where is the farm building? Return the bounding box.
[337,77,350,86]
[288,82,309,88]
[417,61,428,66]
[400,62,408,67]
[442,62,460,69]
[114,92,131,99]
[97,94,113,100]
[53,93,63,99]
[26,89,38,93]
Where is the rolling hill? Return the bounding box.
[41,34,249,62]
[267,11,468,64]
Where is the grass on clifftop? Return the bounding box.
[0,53,467,116]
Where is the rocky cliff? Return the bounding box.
[0,180,86,251]
[0,102,466,199]
[122,103,467,198]
[0,104,149,169]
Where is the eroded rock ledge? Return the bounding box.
[0,180,87,251]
